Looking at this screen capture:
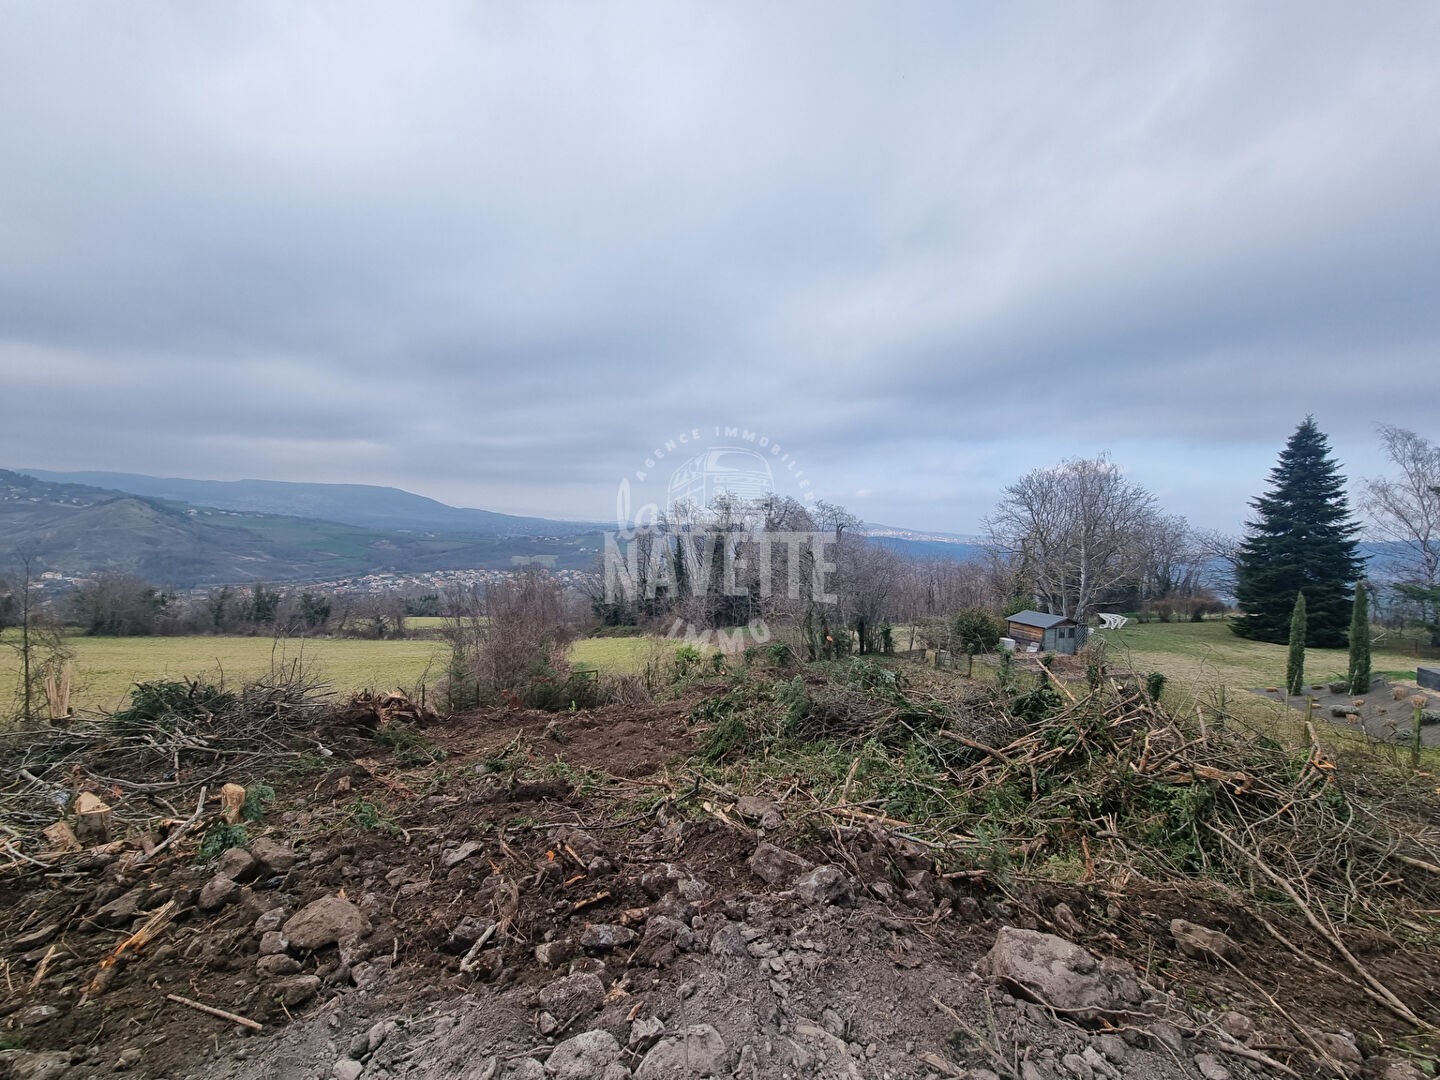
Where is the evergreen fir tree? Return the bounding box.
[1234,418,1361,647]
[1286,592,1306,696]
[1347,581,1372,695]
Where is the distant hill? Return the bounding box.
[0,470,603,586]
[18,469,598,537]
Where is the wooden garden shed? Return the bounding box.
[1006,610,1086,655]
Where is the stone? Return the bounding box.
[707,923,749,958]
[1081,1046,1118,1079]
[792,865,853,906]
[257,954,302,976]
[1095,1034,1127,1063]
[1170,919,1241,962]
[254,907,289,934]
[116,1048,143,1071]
[258,930,289,956]
[733,795,783,829]
[217,847,259,883]
[579,924,637,952]
[1380,1062,1428,1080]
[11,1006,60,1027]
[504,1062,546,1079]
[332,1059,363,1080]
[1311,1031,1362,1067]
[747,842,813,885]
[444,916,495,954]
[250,837,298,873]
[539,972,605,1021]
[366,1020,396,1054]
[634,1024,732,1078]
[443,840,484,868]
[283,896,370,951]
[628,1016,666,1051]
[273,974,322,1007]
[1193,1053,1231,1080]
[0,1050,73,1080]
[535,940,575,967]
[1218,1011,1254,1042]
[198,874,240,911]
[93,888,143,928]
[1060,1052,1092,1079]
[545,1030,622,1080]
[976,927,1142,1023]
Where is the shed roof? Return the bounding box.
[1007,610,1073,629]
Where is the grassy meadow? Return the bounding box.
[0,629,672,714]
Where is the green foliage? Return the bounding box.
[1286,592,1307,696]
[348,798,398,833]
[1144,671,1168,702]
[951,607,1004,652]
[110,678,236,734]
[1234,418,1361,647]
[1347,581,1372,695]
[373,725,448,766]
[199,822,249,860]
[996,649,1017,696]
[242,783,276,822]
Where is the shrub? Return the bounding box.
[951,607,1004,652]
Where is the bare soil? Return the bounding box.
[3,695,1437,1080]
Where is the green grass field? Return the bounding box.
[1096,619,1430,694]
[1,630,678,713]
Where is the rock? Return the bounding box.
[12,923,60,951]
[1060,1052,1092,1079]
[198,874,240,911]
[634,1024,732,1078]
[1311,1031,1362,1067]
[545,1030,621,1080]
[0,1050,73,1080]
[1170,919,1241,962]
[792,865,853,906]
[1095,1034,1127,1063]
[535,940,575,967]
[1380,1062,1428,1080]
[629,1016,666,1051]
[11,1006,60,1027]
[366,1020,396,1054]
[257,954,303,976]
[504,1062,547,1079]
[443,840,485,867]
[1193,1053,1231,1080]
[707,923,749,958]
[250,837,298,873]
[579,924,637,953]
[976,927,1142,1023]
[747,842,813,885]
[254,907,289,934]
[1082,1046,1118,1079]
[444,916,495,954]
[539,972,605,1021]
[116,1048,143,1071]
[283,896,370,951]
[1218,1010,1254,1042]
[273,974,322,1007]
[258,930,289,956]
[218,847,259,883]
[332,1059,363,1080]
[1148,1021,1186,1056]
[93,888,143,928]
[734,795,783,829]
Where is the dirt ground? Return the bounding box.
[2,695,1437,1080]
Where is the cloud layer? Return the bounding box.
[3,2,1437,531]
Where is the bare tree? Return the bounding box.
[1363,425,1440,589]
[984,455,1159,620]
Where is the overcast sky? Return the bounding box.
[3,3,1438,534]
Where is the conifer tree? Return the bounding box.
[1234,418,1361,647]
[1286,592,1306,696]
[1347,581,1371,695]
